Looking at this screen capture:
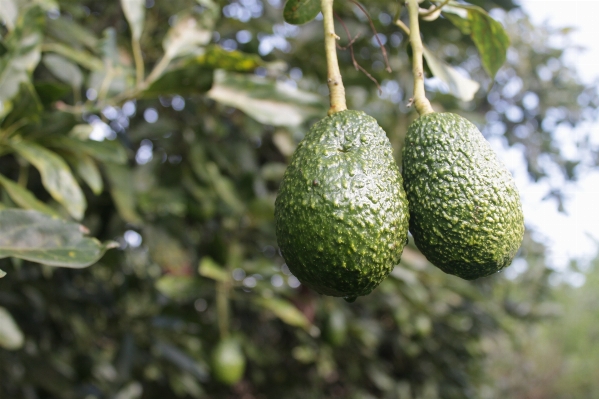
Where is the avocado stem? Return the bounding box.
[406,0,434,116]
[321,0,347,115]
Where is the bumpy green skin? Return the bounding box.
[275,110,409,298]
[402,112,525,280]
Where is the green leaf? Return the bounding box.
[198,45,264,72]
[0,6,44,119]
[0,173,59,216]
[46,16,99,51]
[121,0,145,41]
[254,297,310,330]
[10,139,86,220]
[442,8,471,35]
[0,306,24,350]
[283,0,321,25]
[49,136,128,164]
[422,46,480,102]
[63,152,104,195]
[103,163,142,224]
[42,53,83,88]
[155,275,203,301]
[198,257,229,282]
[142,59,213,97]
[207,70,325,127]
[0,269,5,278]
[1,82,43,127]
[42,42,104,71]
[468,8,510,79]
[0,209,117,267]
[163,15,211,60]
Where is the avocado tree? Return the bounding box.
[0,0,597,398]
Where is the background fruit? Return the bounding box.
[275,110,409,298]
[402,112,525,279]
[211,338,246,385]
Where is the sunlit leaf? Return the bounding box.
[0,306,24,350]
[207,70,325,127]
[198,45,264,72]
[43,53,83,88]
[254,297,311,330]
[103,163,142,224]
[469,8,510,79]
[283,0,321,25]
[0,173,59,216]
[422,46,480,102]
[10,139,86,220]
[442,7,471,35]
[0,0,18,31]
[163,16,211,60]
[0,6,44,118]
[0,209,117,267]
[198,257,229,282]
[121,0,145,41]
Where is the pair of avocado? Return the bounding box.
[275,110,525,300]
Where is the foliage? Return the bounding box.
[0,0,597,398]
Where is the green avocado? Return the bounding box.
[402,112,524,280]
[211,338,246,385]
[275,110,409,299]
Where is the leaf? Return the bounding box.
[0,306,24,350]
[207,70,325,127]
[0,0,18,31]
[42,42,104,71]
[163,16,211,60]
[49,135,128,164]
[468,8,510,79]
[103,163,142,224]
[198,257,229,282]
[422,46,480,102]
[121,0,145,41]
[0,6,44,119]
[156,275,203,301]
[283,0,321,25]
[63,152,104,195]
[10,140,86,220]
[198,45,264,72]
[142,59,213,97]
[0,269,5,278]
[442,8,471,35]
[0,209,117,267]
[0,173,59,216]
[254,297,310,330]
[43,54,83,88]
[46,16,99,51]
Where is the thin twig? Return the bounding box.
[349,0,392,73]
[334,12,382,94]
[420,0,450,17]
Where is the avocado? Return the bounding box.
[275,110,409,299]
[402,112,524,280]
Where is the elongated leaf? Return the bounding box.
[121,0,145,41]
[103,163,142,224]
[0,209,117,267]
[63,153,104,195]
[469,9,509,79]
[199,45,264,72]
[422,46,480,102]
[163,16,211,60]
[198,257,229,282]
[254,297,310,330]
[207,70,325,127]
[0,173,59,216]
[42,42,104,71]
[0,306,24,350]
[49,136,128,164]
[43,54,83,88]
[283,0,321,25]
[142,60,213,97]
[442,7,471,35]
[10,140,86,220]
[46,16,99,51]
[0,7,44,118]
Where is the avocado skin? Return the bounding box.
[402,112,524,280]
[275,110,409,297]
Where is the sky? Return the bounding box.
[510,1,599,277]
